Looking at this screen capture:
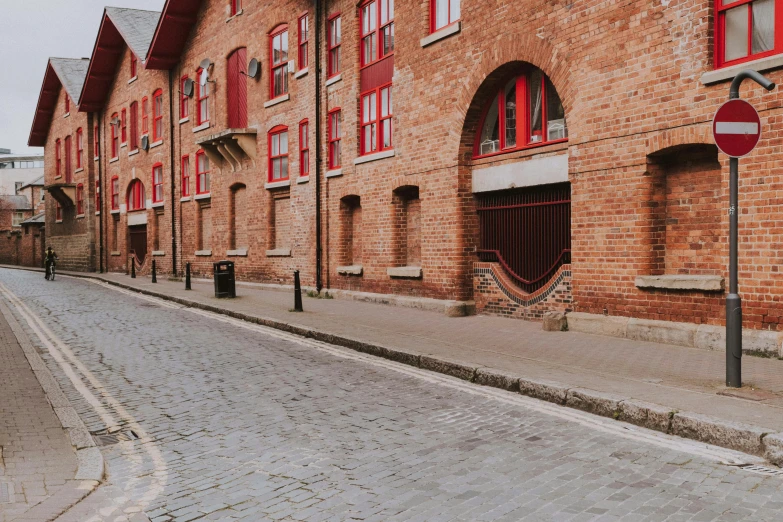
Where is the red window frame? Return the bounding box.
[230,0,242,16]
[196,69,209,125]
[65,93,70,114]
[153,89,164,142]
[360,0,394,68]
[269,25,289,99]
[268,125,289,182]
[142,96,149,134]
[328,108,341,169]
[360,84,393,155]
[111,176,119,210]
[56,202,62,221]
[180,76,189,119]
[196,150,210,195]
[715,0,783,68]
[110,112,119,159]
[431,0,460,33]
[152,163,164,203]
[328,14,341,77]
[299,119,309,177]
[121,108,127,144]
[127,180,145,212]
[95,180,101,211]
[130,101,139,150]
[181,155,191,197]
[55,139,61,177]
[94,124,99,158]
[298,14,309,70]
[76,128,84,169]
[76,184,84,215]
[131,53,137,78]
[473,69,568,159]
[64,135,72,183]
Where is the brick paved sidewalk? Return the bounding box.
[0,302,77,521]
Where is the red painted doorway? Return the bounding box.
[227,47,248,128]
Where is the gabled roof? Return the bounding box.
[20,176,45,190]
[28,58,90,147]
[21,213,46,225]
[0,195,31,210]
[145,0,204,70]
[79,8,161,112]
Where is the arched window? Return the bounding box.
[269,25,289,99]
[127,179,146,211]
[268,125,289,182]
[474,66,567,158]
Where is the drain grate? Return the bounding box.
[739,464,783,478]
[0,482,10,503]
[92,430,139,447]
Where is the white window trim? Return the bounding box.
[354,149,395,165]
[326,74,342,87]
[294,67,309,79]
[264,94,290,108]
[194,193,211,200]
[179,117,190,124]
[325,168,343,178]
[128,149,140,157]
[297,176,310,184]
[150,140,164,149]
[128,76,138,84]
[265,179,291,190]
[192,122,210,133]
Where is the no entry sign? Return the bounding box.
[712,99,761,158]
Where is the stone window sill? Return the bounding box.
[110,209,120,215]
[55,220,63,224]
[181,196,192,202]
[64,112,70,118]
[194,193,211,200]
[701,54,783,85]
[387,266,422,279]
[75,167,84,173]
[265,179,290,190]
[152,251,165,257]
[225,8,243,22]
[354,149,394,165]
[195,250,212,257]
[421,21,461,48]
[121,143,127,149]
[111,251,121,256]
[110,157,119,164]
[326,74,341,87]
[297,176,310,184]
[294,67,308,79]
[635,275,724,292]
[325,168,342,178]
[338,265,363,276]
[192,122,210,133]
[179,117,189,124]
[128,149,139,157]
[227,248,248,257]
[152,201,164,208]
[76,214,85,219]
[128,76,138,84]
[266,248,291,257]
[150,140,164,149]
[264,94,290,109]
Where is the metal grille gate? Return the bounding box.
[476,182,571,293]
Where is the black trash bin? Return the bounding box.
[213,261,236,298]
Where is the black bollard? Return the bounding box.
[131,256,136,278]
[185,262,191,290]
[152,259,157,283]
[294,270,303,312]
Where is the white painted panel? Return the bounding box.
[472,154,568,193]
[127,212,147,226]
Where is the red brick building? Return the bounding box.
[29,0,783,339]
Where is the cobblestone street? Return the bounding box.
[1,268,783,521]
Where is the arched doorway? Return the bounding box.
[126,179,148,265]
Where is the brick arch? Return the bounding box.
[456,34,573,162]
[644,125,714,157]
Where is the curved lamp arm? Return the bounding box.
[729,70,775,99]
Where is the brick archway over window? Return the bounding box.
[644,125,714,158]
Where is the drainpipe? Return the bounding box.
[97,111,104,272]
[168,70,178,276]
[314,0,323,292]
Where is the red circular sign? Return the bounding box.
[712,99,761,158]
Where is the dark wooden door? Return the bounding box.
[129,225,147,264]
[227,48,248,129]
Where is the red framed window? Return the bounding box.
[130,101,139,150]
[270,26,289,99]
[328,109,341,169]
[111,176,119,210]
[76,128,84,169]
[127,179,145,211]
[76,184,84,215]
[716,0,781,68]
[121,108,127,144]
[110,112,119,158]
[268,125,289,182]
[299,120,309,176]
[56,202,62,221]
[152,164,164,203]
[153,89,164,141]
[361,84,393,155]
[64,135,72,183]
[431,0,460,32]
[181,155,191,197]
[360,0,394,67]
[142,97,149,134]
[328,14,341,77]
[180,76,189,119]
[94,124,99,158]
[65,94,70,114]
[95,180,101,211]
[196,69,209,125]
[298,14,309,70]
[131,53,137,78]
[55,139,61,177]
[196,150,210,194]
[230,0,242,16]
[474,67,568,158]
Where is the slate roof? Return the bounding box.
[105,7,161,61]
[49,58,90,103]
[0,195,31,210]
[20,212,45,225]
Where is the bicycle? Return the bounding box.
[46,261,56,281]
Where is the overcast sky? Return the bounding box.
[0,0,165,155]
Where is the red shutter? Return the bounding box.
[227,48,248,128]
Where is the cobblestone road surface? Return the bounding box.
[0,268,782,522]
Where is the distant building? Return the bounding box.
[0,150,45,196]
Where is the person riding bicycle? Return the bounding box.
[44,246,58,280]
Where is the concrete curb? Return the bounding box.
[4,266,783,466]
